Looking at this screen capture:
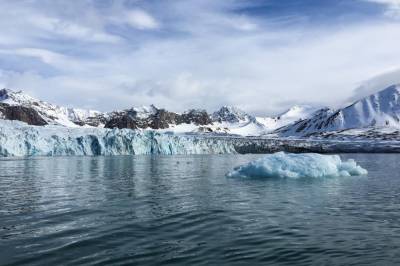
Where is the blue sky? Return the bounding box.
[0,0,400,114]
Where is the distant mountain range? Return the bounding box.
[1,84,400,139]
[0,88,317,136]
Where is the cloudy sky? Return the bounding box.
[0,0,400,115]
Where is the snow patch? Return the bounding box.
[227,152,368,178]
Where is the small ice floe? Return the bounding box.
[227,152,368,179]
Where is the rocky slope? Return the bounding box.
[104,105,211,130]
[0,88,101,127]
[0,103,47,126]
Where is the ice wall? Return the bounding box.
[0,120,236,156]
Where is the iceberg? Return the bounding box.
[227,152,368,178]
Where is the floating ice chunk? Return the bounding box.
[227,152,368,178]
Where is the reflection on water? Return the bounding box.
[1,154,400,265]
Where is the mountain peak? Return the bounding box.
[373,84,400,95]
[276,84,400,136]
[0,88,9,100]
[0,88,102,127]
[132,105,159,116]
[0,88,42,106]
[0,88,22,98]
[212,106,254,123]
[277,105,317,119]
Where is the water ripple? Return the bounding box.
[1,154,400,265]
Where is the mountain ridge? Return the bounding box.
[0,88,315,135]
[3,84,400,138]
[276,84,400,137]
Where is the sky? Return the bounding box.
[0,0,400,115]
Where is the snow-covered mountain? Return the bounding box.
[7,84,400,139]
[0,89,315,136]
[256,105,318,131]
[277,84,400,136]
[208,106,266,136]
[0,89,101,127]
[212,106,255,123]
[206,105,318,136]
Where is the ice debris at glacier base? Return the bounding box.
[227,152,368,178]
[0,120,236,156]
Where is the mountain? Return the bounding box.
[1,90,307,136]
[1,83,400,140]
[212,106,256,123]
[104,105,212,130]
[210,106,267,136]
[277,84,400,136]
[9,87,397,138]
[0,89,101,127]
[256,105,318,131]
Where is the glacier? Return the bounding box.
[0,120,236,156]
[1,119,400,157]
[227,152,368,179]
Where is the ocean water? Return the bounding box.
[1,154,400,266]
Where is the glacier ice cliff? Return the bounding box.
[0,120,236,156]
[227,152,368,179]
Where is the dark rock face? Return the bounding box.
[104,114,139,129]
[0,103,47,126]
[198,126,213,133]
[104,106,213,130]
[104,108,179,130]
[212,106,252,123]
[179,109,213,125]
[79,114,108,127]
[0,88,9,99]
[150,109,178,129]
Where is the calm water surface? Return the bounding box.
[1,154,400,265]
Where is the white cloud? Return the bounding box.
[123,9,159,30]
[0,1,400,115]
[350,67,400,102]
[0,1,121,45]
[29,15,121,43]
[6,48,66,65]
[364,0,400,18]
[0,47,107,76]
